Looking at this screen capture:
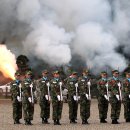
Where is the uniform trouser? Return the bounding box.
[12,102,22,121]
[110,97,121,120]
[52,100,63,120]
[68,97,78,120]
[39,98,50,119]
[98,96,108,119]
[80,98,90,120]
[23,102,34,121]
[123,100,130,119]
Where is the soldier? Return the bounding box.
[109,70,122,124]
[10,71,22,124]
[97,71,109,123]
[78,69,91,124]
[66,71,79,123]
[38,70,50,124]
[50,70,63,125]
[21,71,36,125]
[122,72,130,122]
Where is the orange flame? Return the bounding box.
[0,45,17,80]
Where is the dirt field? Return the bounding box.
[0,99,130,130]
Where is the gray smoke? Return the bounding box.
[0,0,130,73]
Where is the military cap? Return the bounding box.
[100,71,107,75]
[26,71,32,75]
[15,71,20,76]
[42,69,48,74]
[83,69,89,73]
[126,72,130,75]
[112,70,119,74]
[71,71,78,75]
[53,70,59,74]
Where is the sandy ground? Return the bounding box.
[0,99,130,130]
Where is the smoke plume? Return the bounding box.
[0,0,130,74]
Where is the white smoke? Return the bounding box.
[0,0,130,73]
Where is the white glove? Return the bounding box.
[75,83,78,87]
[45,95,49,100]
[105,83,108,87]
[129,95,130,99]
[85,94,89,99]
[59,82,62,86]
[19,84,22,88]
[87,81,91,86]
[117,82,121,87]
[28,97,32,103]
[73,95,77,101]
[104,95,108,100]
[116,94,120,100]
[30,84,33,88]
[57,95,61,101]
[17,96,21,102]
[46,82,50,86]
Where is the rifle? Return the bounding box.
[105,82,109,101]
[59,82,63,101]
[46,82,51,101]
[118,82,122,101]
[75,83,78,101]
[30,84,34,103]
[19,84,22,102]
[87,81,91,100]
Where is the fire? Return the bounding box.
[0,45,17,80]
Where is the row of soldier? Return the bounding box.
[10,69,130,125]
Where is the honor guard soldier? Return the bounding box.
[78,69,91,124]
[10,71,22,124]
[97,71,109,123]
[21,71,36,125]
[109,70,122,124]
[50,70,63,125]
[38,70,50,124]
[122,72,130,122]
[66,71,79,123]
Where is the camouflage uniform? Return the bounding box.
[21,72,36,125]
[97,76,108,123]
[122,76,130,122]
[66,72,79,123]
[78,75,91,124]
[50,71,63,125]
[109,70,121,124]
[10,78,22,124]
[38,76,50,123]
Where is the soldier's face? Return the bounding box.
[101,74,107,78]
[126,74,130,78]
[83,72,88,76]
[54,73,60,78]
[72,74,77,78]
[42,73,48,77]
[26,74,32,79]
[113,73,119,78]
[15,75,20,80]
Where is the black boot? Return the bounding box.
[126,118,130,122]
[112,119,119,124]
[14,120,19,124]
[25,119,29,125]
[42,118,45,124]
[82,119,86,124]
[44,118,49,124]
[100,118,107,123]
[28,119,33,125]
[54,120,57,125]
[57,119,61,125]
